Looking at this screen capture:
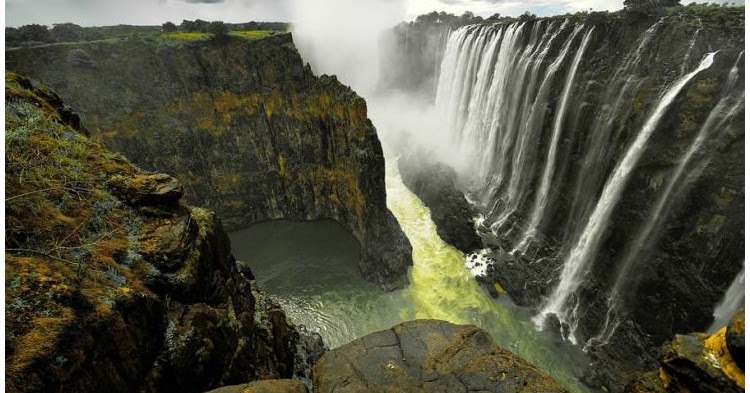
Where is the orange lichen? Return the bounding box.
[703,327,744,388]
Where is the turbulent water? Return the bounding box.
[230,159,591,393]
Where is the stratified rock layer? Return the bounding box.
[314,319,567,393]
[5,73,316,393]
[6,33,411,290]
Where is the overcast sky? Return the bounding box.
[6,0,741,28]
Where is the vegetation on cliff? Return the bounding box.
[6,32,413,290]
[5,72,320,392]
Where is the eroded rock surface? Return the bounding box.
[6,33,412,290]
[5,73,318,393]
[314,319,567,393]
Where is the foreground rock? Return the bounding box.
[6,33,411,290]
[314,320,567,393]
[627,308,745,392]
[205,379,308,393]
[5,73,319,392]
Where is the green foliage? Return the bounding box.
[624,0,682,16]
[51,23,83,42]
[159,31,211,41]
[518,11,537,22]
[230,30,274,40]
[208,21,229,37]
[67,48,96,69]
[161,21,178,33]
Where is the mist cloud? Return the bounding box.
[291,0,406,95]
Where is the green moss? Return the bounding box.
[230,30,274,40]
[159,32,210,41]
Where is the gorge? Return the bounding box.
[4,2,745,393]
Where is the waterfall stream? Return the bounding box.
[429,16,742,348]
[535,52,717,342]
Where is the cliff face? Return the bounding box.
[6,33,412,290]
[387,7,744,390]
[5,73,320,392]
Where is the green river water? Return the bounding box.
[229,160,590,392]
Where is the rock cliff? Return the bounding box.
[5,33,412,290]
[388,6,744,391]
[5,72,321,393]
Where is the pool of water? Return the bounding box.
[229,160,591,393]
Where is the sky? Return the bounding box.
[6,0,741,27]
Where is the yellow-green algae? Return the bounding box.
[384,159,590,393]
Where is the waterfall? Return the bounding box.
[491,23,580,236]
[534,52,717,343]
[587,56,745,345]
[561,21,662,251]
[708,262,745,333]
[516,27,594,253]
[588,54,745,346]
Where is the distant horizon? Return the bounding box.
[5,0,742,28]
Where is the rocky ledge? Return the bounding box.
[6,32,412,290]
[314,319,567,393]
[627,309,745,392]
[5,72,323,392]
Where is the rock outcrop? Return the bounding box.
[627,308,745,393]
[397,152,482,254]
[5,72,320,392]
[314,319,567,393]
[6,33,411,290]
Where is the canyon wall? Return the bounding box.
[388,7,744,390]
[6,33,412,290]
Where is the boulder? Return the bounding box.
[204,380,308,393]
[314,319,567,393]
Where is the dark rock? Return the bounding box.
[627,326,744,393]
[109,173,184,206]
[398,152,482,254]
[725,309,744,370]
[314,319,568,393]
[5,74,319,393]
[6,33,412,291]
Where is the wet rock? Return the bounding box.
[398,152,482,254]
[725,309,744,371]
[314,319,567,393]
[627,322,745,393]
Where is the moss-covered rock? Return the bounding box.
[5,72,318,393]
[6,33,412,290]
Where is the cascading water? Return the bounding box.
[588,53,745,346]
[432,14,742,353]
[516,27,594,253]
[708,261,745,333]
[535,52,717,343]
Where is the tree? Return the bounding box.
[18,24,53,43]
[51,23,83,42]
[161,21,177,33]
[624,0,681,15]
[518,11,537,22]
[67,48,96,68]
[208,21,229,37]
